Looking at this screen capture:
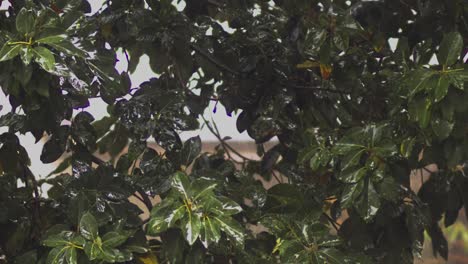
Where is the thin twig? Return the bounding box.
[136,187,153,212]
[422,167,436,175]
[203,117,254,162]
[271,170,283,184]
[289,84,351,94]
[323,213,340,232]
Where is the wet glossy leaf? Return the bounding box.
[79,212,98,240]
[36,35,67,44]
[33,47,55,72]
[338,167,367,183]
[437,32,463,66]
[431,119,454,140]
[0,43,21,62]
[102,232,128,248]
[409,97,432,128]
[433,74,450,102]
[213,216,244,245]
[354,180,381,221]
[180,136,202,166]
[183,214,202,245]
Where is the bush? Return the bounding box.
[0,0,468,263]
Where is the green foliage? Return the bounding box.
[1,0,468,263]
[147,172,243,247]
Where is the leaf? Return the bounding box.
[183,214,202,245]
[36,35,67,44]
[341,149,365,171]
[372,142,398,157]
[79,212,98,240]
[333,33,349,51]
[66,247,77,264]
[433,74,450,102]
[46,247,67,264]
[148,203,185,235]
[20,46,34,65]
[102,232,128,248]
[213,216,244,245]
[447,69,468,90]
[354,179,381,221]
[400,137,415,158]
[33,46,55,72]
[333,143,366,155]
[296,60,320,69]
[0,43,21,62]
[437,32,463,66]
[180,136,202,166]
[48,41,87,58]
[337,167,367,183]
[409,97,432,128]
[192,178,217,201]
[200,217,222,247]
[264,184,303,213]
[137,253,159,264]
[171,172,191,199]
[406,69,434,99]
[431,119,454,140]
[43,232,73,247]
[46,246,77,264]
[40,136,65,163]
[341,180,364,209]
[215,196,242,215]
[16,8,35,34]
[318,248,346,264]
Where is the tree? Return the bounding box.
[0,0,467,263]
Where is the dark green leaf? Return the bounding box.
[213,216,244,245]
[36,35,67,44]
[102,232,128,248]
[16,8,35,34]
[79,212,98,240]
[0,43,21,62]
[354,179,381,221]
[337,167,367,183]
[183,214,202,245]
[437,32,463,66]
[409,97,432,128]
[33,46,55,72]
[431,119,454,140]
[180,136,202,166]
[433,74,450,102]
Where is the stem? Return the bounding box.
[440,68,464,74]
[289,84,350,94]
[323,213,340,232]
[271,170,283,184]
[8,37,33,46]
[136,188,153,212]
[203,117,254,162]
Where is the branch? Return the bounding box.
[323,213,340,232]
[203,117,254,162]
[136,187,153,212]
[288,84,351,94]
[24,165,41,232]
